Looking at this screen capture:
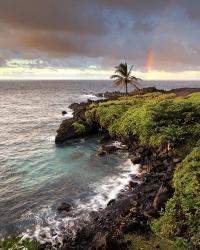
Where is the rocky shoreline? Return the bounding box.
[51,138,178,250]
[51,87,199,250]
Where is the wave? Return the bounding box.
[23,158,140,247]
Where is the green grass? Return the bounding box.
[0,236,40,250]
[86,92,200,155]
[125,234,184,250]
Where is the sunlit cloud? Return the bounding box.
[0,0,199,79]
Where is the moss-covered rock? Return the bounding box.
[55,118,93,145]
[73,122,86,135]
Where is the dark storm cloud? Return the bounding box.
[0,0,199,71]
[0,0,107,35]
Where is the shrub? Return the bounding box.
[152,147,200,249]
[86,92,200,154]
[73,122,86,135]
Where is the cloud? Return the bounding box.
[0,0,199,73]
[0,0,107,35]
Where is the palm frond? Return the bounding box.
[129,80,140,89]
[110,74,122,80]
[130,76,142,81]
[111,62,142,94]
[113,78,124,87]
[127,65,133,77]
[115,62,128,77]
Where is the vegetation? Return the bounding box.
[152,147,200,249]
[73,121,86,135]
[125,234,185,250]
[110,62,140,96]
[86,92,200,155]
[86,91,200,248]
[0,236,40,250]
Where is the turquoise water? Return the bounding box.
[0,80,137,243]
[0,80,199,243]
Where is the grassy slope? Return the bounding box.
[86,92,200,249]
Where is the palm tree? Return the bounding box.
[110,62,140,96]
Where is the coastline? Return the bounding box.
[1,87,199,250]
[51,87,200,249]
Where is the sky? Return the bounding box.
[0,0,199,80]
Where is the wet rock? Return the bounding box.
[55,118,78,144]
[57,202,72,213]
[107,199,116,206]
[97,144,118,156]
[153,183,174,211]
[39,232,47,239]
[92,232,107,250]
[173,158,182,164]
[139,164,152,174]
[97,146,106,156]
[128,181,137,189]
[55,118,93,145]
[137,146,145,154]
[62,110,67,115]
[98,133,110,143]
[130,155,142,164]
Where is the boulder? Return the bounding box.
[139,164,152,174]
[55,118,78,144]
[55,118,92,145]
[62,111,67,115]
[130,155,142,164]
[104,145,117,154]
[57,202,71,213]
[153,183,174,211]
[92,232,107,250]
[128,181,137,189]
[107,199,116,206]
[97,144,118,156]
[97,146,106,156]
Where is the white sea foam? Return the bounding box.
[24,158,140,247]
[110,141,127,149]
[79,94,105,101]
[62,110,73,118]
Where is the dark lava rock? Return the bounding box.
[153,183,174,211]
[104,145,118,154]
[57,202,71,213]
[128,181,137,189]
[97,146,106,156]
[55,118,93,145]
[130,155,142,164]
[107,199,116,206]
[92,232,107,250]
[97,144,118,156]
[55,118,78,144]
[62,110,67,115]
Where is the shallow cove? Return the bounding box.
[0,80,141,245]
[0,135,139,243]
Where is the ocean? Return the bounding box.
[0,80,199,244]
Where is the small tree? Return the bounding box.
[111,63,140,97]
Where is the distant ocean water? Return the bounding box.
[0,80,199,245]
